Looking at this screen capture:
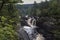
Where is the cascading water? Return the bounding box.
[20,15,45,40]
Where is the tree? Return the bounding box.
[31,0,60,40]
[0,0,22,40]
[37,0,60,40]
[48,0,60,40]
[32,1,38,16]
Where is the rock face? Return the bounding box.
[36,34,45,40]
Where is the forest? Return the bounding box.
[0,0,60,40]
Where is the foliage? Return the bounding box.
[0,0,22,40]
[26,0,60,40]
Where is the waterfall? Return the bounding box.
[22,16,45,40]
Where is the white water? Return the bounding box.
[23,16,45,40]
[23,26,34,34]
